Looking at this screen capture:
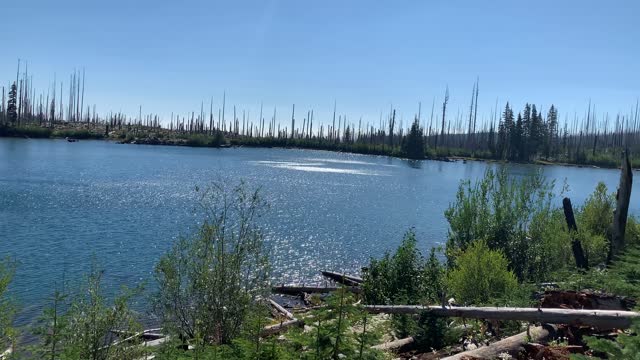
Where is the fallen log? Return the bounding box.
[269,298,295,320]
[540,290,637,311]
[0,347,12,360]
[261,319,304,336]
[272,285,362,295]
[363,305,640,329]
[320,271,363,286]
[442,325,553,360]
[371,337,414,351]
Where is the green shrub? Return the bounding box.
[445,167,563,281]
[31,262,144,360]
[572,319,640,359]
[153,183,270,347]
[0,124,52,138]
[447,240,518,305]
[363,230,444,306]
[0,259,15,352]
[363,231,447,346]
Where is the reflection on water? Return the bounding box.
[253,159,386,176]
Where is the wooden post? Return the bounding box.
[610,149,633,261]
[562,197,588,269]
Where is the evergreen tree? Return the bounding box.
[496,118,507,159]
[513,113,523,160]
[487,121,496,156]
[501,103,515,159]
[402,118,425,159]
[7,82,17,124]
[546,105,558,158]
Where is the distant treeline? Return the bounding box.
[1,65,639,166]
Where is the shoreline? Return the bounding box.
[0,130,632,171]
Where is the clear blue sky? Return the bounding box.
[1,0,639,128]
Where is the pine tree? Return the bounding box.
[487,121,496,156]
[502,103,516,160]
[513,113,523,160]
[497,118,507,159]
[547,105,558,158]
[7,83,17,124]
[402,118,425,159]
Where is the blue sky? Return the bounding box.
[1,0,638,128]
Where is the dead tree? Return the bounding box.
[562,197,588,269]
[610,149,633,261]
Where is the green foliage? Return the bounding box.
[153,182,270,347]
[445,167,566,281]
[7,83,17,124]
[287,288,385,360]
[0,124,53,138]
[52,128,104,139]
[362,231,447,347]
[31,263,144,360]
[447,240,518,305]
[557,245,640,299]
[0,259,15,352]
[363,230,443,306]
[572,319,640,360]
[401,119,425,159]
[184,132,226,147]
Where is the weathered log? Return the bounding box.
[540,290,637,311]
[272,285,361,295]
[610,149,633,261]
[363,305,640,329]
[321,271,363,286]
[442,325,553,360]
[563,197,588,269]
[269,298,295,320]
[371,336,414,351]
[261,319,304,336]
[0,347,12,360]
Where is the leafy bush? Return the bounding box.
[32,263,144,360]
[445,167,564,281]
[0,124,52,138]
[52,128,104,139]
[363,231,447,345]
[0,259,15,352]
[572,319,640,359]
[363,230,444,306]
[153,183,270,347]
[287,288,385,360]
[447,240,518,305]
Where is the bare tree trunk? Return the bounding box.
[562,197,588,269]
[610,149,633,261]
[363,305,639,329]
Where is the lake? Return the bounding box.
[0,138,636,324]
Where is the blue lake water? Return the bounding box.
[0,138,636,324]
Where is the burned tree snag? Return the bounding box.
[610,149,633,261]
[562,197,588,269]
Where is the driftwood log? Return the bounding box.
[272,285,361,295]
[320,271,363,286]
[441,325,553,360]
[610,149,633,261]
[371,337,415,351]
[269,298,295,320]
[364,305,640,329]
[261,319,304,336]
